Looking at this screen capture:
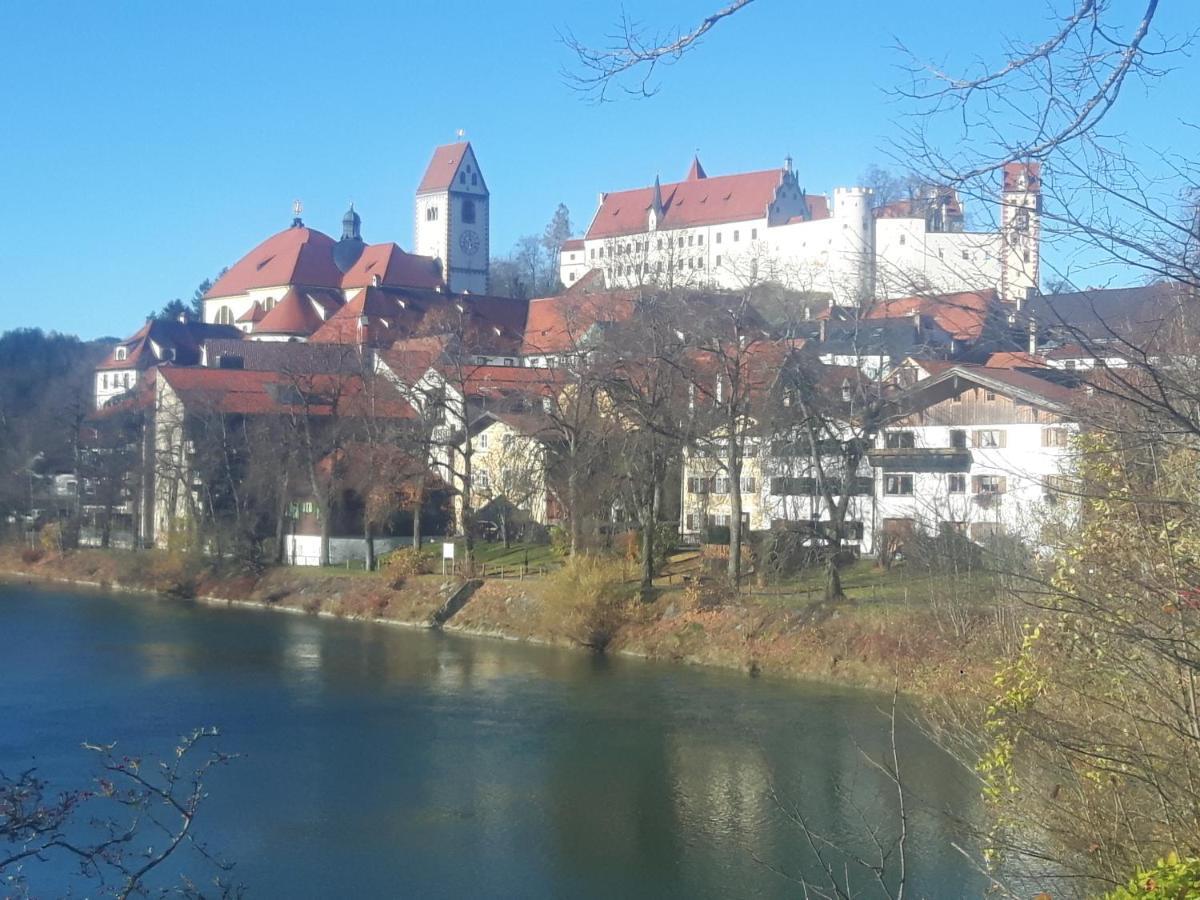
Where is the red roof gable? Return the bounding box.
[340,242,443,290]
[586,168,829,241]
[522,288,639,355]
[206,227,344,298]
[417,141,470,194]
[561,238,585,252]
[862,290,997,342]
[160,367,413,418]
[1003,161,1041,192]
[254,287,331,336]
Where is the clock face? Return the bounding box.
[459,230,481,256]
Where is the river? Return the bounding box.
[0,584,981,897]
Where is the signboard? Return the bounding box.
[442,542,456,560]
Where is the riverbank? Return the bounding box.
[0,546,997,697]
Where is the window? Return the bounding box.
[115,346,127,361]
[970,522,1006,541]
[899,235,906,246]
[715,255,722,267]
[884,474,914,496]
[102,374,108,389]
[740,476,756,493]
[590,248,595,259]
[471,174,478,186]
[972,475,1007,494]
[216,306,233,325]
[948,473,966,493]
[751,228,758,240]
[459,172,466,185]
[123,372,130,388]
[478,433,489,450]
[426,206,438,221]
[885,431,915,449]
[938,248,944,259]
[1023,250,1032,263]
[1064,360,1077,370]
[685,513,698,531]
[475,472,490,490]
[972,429,1006,448]
[503,358,514,367]
[949,429,967,449]
[733,230,740,242]
[713,476,730,494]
[688,235,694,246]
[263,296,276,311]
[962,250,970,260]
[462,199,476,224]
[769,476,816,496]
[697,235,704,245]
[302,501,314,515]
[1042,427,1070,447]
[686,476,709,494]
[569,272,576,282]
[985,390,997,401]
[716,232,722,244]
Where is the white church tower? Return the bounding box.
[415,140,490,294]
[999,162,1042,303]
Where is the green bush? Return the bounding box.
[1102,853,1200,899]
[542,556,636,651]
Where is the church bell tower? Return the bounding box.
[415,140,490,294]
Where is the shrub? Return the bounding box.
[549,525,570,556]
[20,547,44,564]
[703,524,730,546]
[543,556,635,651]
[38,522,62,555]
[1102,853,1200,899]
[381,547,429,587]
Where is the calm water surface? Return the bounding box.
[0,584,980,898]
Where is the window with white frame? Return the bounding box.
[948,473,966,493]
[972,429,1006,448]
[884,474,914,495]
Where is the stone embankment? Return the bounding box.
[0,547,991,696]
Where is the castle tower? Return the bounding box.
[999,162,1041,303]
[830,187,876,306]
[415,141,489,294]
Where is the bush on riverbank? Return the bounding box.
[541,555,638,651]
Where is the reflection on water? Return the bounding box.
[0,585,980,898]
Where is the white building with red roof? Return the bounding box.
[561,157,1041,307]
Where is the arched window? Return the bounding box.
[263,296,276,311]
[462,199,476,224]
[426,206,438,222]
[115,346,127,361]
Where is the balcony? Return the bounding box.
[868,447,972,472]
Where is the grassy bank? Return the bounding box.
[0,545,1000,697]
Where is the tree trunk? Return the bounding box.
[567,466,580,557]
[319,502,331,567]
[825,541,844,602]
[101,500,113,549]
[727,451,742,587]
[411,496,423,549]
[640,499,655,601]
[501,512,511,549]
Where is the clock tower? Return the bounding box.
[415,140,490,294]
[999,161,1041,303]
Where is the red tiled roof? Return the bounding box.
[255,287,331,336]
[340,242,443,290]
[586,168,829,240]
[986,351,1047,368]
[453,364,568,400]
[159,367,414,418]
[417,141,470,194]
[1003,161,1041,192]
[236,301,266,324]
[863,290,996,342]
[561,238,585,252]
[522,289,639,355]
[206,227,344,298]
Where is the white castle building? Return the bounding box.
[560,157,1041,305]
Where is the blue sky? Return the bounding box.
[0,0,1194,338]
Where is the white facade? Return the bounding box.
[563,162,1041,306]
[414,144,490,295]
[95,367,137,408]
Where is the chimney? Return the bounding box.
[818,318,827,342]
[804,305,811,321]
[910,309,921,337]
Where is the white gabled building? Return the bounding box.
[561,157,1042,307]
[871,364,1080,548]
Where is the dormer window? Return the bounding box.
[115,347,128,361]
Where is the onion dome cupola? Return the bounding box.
[333,202,366,273]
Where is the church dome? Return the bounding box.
[205,226,342,298]
[334,203,366,274]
